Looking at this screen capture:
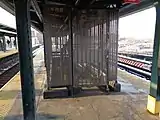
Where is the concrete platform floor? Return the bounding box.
[36,71,158,120]
[37,75,156,120]
[0,48,45,120]
[1,49,159,120]
[0,50,18,59]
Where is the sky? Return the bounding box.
[0,7,16,29]
[0,7,35,31]
[0,6,156,40]
[119,7,156,39]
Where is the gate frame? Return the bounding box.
[43,7,121,98]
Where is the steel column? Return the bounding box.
[42,8,53,89]
[147,4,160,114]
[42,33,47,67]
[9,36,12,48]
[69,9,74,95]
[14,36,17,49]
[15,0,36,120]
[2,35,6,52]
[149,6,160,99]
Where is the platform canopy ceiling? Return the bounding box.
[0,23,16,36]
[0,0,156,32]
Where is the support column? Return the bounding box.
[43,27,52,90]
[2,35,6,52]
[42,33,47,67]
[9,36,12,48]
[0,37,2,51]
[68,9,74,96]
[147,4,160,114]
[14,36,17,49]
[15,0,35,120]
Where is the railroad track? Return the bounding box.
[118,62,151,80]
[0,63,19,88]
[0,53,19,74]
[0,54,19,89]
[0,45,42,89]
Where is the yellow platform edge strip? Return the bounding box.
[0,72,20,91]
[147,95,160,114]
[0,51,18,59]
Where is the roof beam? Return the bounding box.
[31,0,43,22]
[0,23,16,32]
[45,0,74,7]
[75,0,80,6]
[119,0,155,17]
[0,29,16,35]
[0,0,15,15]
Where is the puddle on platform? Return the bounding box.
[118,81,138,94]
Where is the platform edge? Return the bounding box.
[147,95,160,114]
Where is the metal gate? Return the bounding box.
[43,7,118,89]
[72,10,118,87]
[43,7,72,88]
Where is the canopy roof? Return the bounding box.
[0,0,155,32]
[0,23,16,36]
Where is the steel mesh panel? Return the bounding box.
[43,7,118,88]
[107,11,118,81]
[43,7,72,88]
[51,35,72,87]
[73,10,118,87]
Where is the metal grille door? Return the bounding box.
[107,11,119,82]
[43,7,118,88]
[51,36,72,87]
[73,10,119,87]
[43,7,72,88]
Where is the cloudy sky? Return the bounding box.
[119,7,156,39]
[0,7,16,28]
[0,7,156,40]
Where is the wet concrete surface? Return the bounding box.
[3,50,159,120]
[37,70,158,120]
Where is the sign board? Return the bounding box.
[124,0,140,4]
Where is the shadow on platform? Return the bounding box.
[4,113,65,120]
[43,87,146,99]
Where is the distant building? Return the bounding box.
[118,37,153,56]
